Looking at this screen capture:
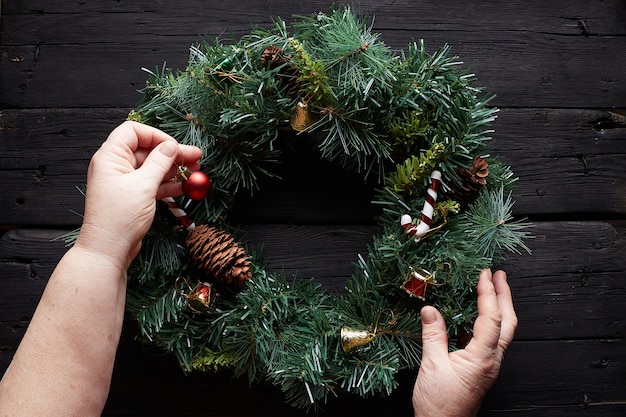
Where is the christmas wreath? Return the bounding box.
[121,7,531,409]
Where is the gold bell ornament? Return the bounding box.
[340,327,376,353]
[340,309,397,353]
[289,101,314,131]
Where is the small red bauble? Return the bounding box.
[182,171,212,200]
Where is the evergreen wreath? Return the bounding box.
[120,6,531,410]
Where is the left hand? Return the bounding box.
[76,121,202,267]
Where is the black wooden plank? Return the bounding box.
[0,229,68,353]
[2,36,624,109]
[242,224,377,286]
[5,336,625,416]
[1,108,625,226]
[100,337,626,416]
[495,108,626,157]
[1,222,624,348]
[482,339,626,414]
[480,406,626,417]
[500,221,626,341]
[0,108,128,169]
[1,2,625,108]
[0,109,123,226]
[495,108,626,216]
[4,0,626,36]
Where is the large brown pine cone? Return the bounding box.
[185,225,252,286]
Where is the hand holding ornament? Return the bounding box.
[76,121,203,267]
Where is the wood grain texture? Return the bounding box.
[1,0,625,415]
[1,222,624,416]
[1,1,625,108]
[1,36,624,108]
[1,108,625,226]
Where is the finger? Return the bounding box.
[138,156,202,183]
[123,121,203,164]
[492,270,518,352]
[178,144,203,165]
[134,144,203,169]
[92,122,177,177]
[135,140,180,192]
[156,181,183,201]
[466,269,502,355]
[106,120,177,152]
[420,306,450,363]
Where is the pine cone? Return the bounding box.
[471,155,489,186]
[185,225,252,286]
[261,45,288,67]
[447,156,489,209]
[261,45,303,98]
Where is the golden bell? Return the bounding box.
[289,101,314,132]
[340,326,376,353]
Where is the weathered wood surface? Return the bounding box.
[1,1,625,416]
[1,107,625,225]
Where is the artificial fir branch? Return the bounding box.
[189,348,239,372]
[461,187,533,260]
[385,142,446,195]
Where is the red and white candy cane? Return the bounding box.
[401,170,442,241]
[162,197,196,231]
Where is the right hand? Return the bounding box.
[412,269,518,417]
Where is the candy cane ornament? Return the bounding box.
[401,170,442,241]
[162,197,196,231]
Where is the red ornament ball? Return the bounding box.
[182,171,212,200]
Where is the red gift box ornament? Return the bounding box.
[176,277,219,314]
[401,267,437,300]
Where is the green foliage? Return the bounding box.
[119,5,533,411]
[189,348,238,372]
[385,142,446,195]
[389,110,434,155]
[461,188,533,260]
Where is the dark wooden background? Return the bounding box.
[1,1,625,416]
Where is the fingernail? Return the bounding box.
[420,306,437,325]
[160,140,178,157]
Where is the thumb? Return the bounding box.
[137,140,179,185]
[420,305,450,362]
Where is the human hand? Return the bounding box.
[76,121,202,268]
[412,269,517,417]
